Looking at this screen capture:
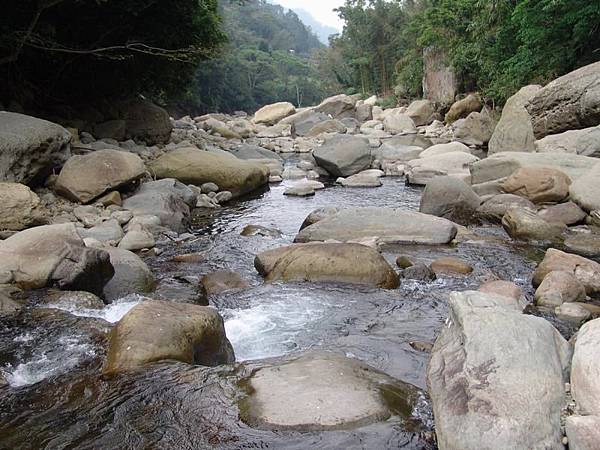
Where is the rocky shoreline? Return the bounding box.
[0,61,599,448]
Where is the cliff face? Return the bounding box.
[422,47,458,105]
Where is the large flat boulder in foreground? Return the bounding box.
[149,147,269,198]
[428,291,571,450]
[526,61,600,138]
[470,151,598,185]
[55,149,146,203]
[105,300,234,374]
[295,208,457,245]
[255,243,399,288]
[0,224,113,295]
[0,112,71,185]
[239,351,420,431]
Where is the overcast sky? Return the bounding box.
[275,0,345,31]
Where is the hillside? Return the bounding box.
[177,0,327,114]
[292,8,339,45]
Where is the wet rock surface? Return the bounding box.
[239,351,421,431]
[2,66,600,448]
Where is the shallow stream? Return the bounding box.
[0,157,556,449]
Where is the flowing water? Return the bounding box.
[0,157,554,449]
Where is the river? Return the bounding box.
[0,155,564,449]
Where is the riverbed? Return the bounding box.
[0,157,553,449]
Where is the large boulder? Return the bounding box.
[122,179,194,233]
[428,291,571,450]
[405,99,436,126]
[502,167,571,204]
[102,247,155,302]
[537,201,587,226]
[315,94,356,119]
[239,351,420,431]
[571,318,600,415]
[476,194,536,223]
[534,270,587,307]
[313,135,371,177]
[280,110,329,136]
[566,416,600,450]
[115,98,172,145]
[501,208,565,242]
[203,118,240,139]
[488,85,541,155]
[526,61,600,138]
[104,300,234,374]
[0,183,45,230]
[418,141,470,159]
[372,143,423,163]
[229,144,281,161]
[0,112,71,185]
[453,110,496,146]
[149,148,269,198]
[0,224,114,295]
[535,125,600,157]
[254,102,295,125]
[306,119,347,137]
[420,176,481,225]
[336,171,382,188]
[355,102,373,122]
[55,149,146,204]
[405,151,479,185]
[383,110,417,134]
[470,151,598,185]
[295,208,458,245]
[255,243,399,289]
[569,163,600,212]
[533,248,600,294]
[445,93,482,123]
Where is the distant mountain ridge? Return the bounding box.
[292,8,339,45]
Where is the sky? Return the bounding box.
[275,0,345,31]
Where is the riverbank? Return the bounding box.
[0,61,599,449]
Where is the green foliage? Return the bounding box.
[176,0,330,114]
[317,0,600,104]
[376,95,397,109]
[0,0,225,108]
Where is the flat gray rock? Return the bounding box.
[239,351,419,431]
[295,207,457,245]
[428,291,571,450]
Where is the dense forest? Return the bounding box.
[1,0,598,114]
[324,0,600,104]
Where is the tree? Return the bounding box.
[0,0,225,108]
